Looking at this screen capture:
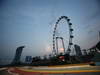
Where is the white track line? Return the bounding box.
[7,68,19,75]
[0,68,7,71]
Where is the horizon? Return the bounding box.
[0,0,100,65]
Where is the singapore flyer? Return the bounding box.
[52,16,74,55]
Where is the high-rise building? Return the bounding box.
[12,46,25,64]
[25,56,32,63]
[83,49,88,55]
[74,44,82,56]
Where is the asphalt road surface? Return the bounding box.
[0,70,12,75]
[0,65,100,75]
[0,70,100,75]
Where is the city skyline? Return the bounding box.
[0,0,100,65]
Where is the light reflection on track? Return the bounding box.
[0,70,100,75]
[6,65,100,75]
[0,65,100,75]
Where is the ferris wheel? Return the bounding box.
[52,16,74,55]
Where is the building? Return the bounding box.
[82,49,88,55]
[12,46,25,64]
[25,56,32,63]
[74,44,82,56]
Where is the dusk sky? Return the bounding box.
[0,0,100,65]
